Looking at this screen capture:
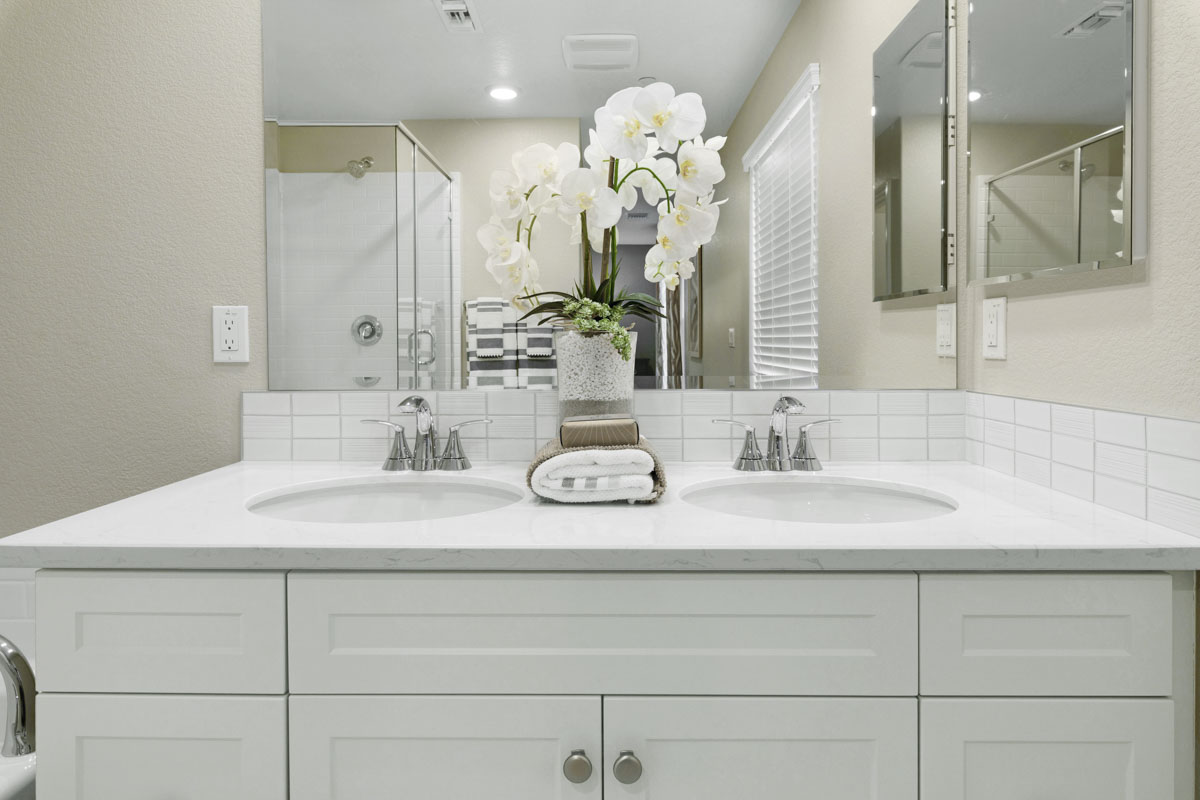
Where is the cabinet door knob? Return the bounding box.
[562,749,593,784]
[612,750,643,784]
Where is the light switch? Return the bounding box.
[213,305,249,363]
[936,303,956,357]
[728,328,736,348]
[982,297,1007,360]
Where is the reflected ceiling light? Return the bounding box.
[968,90,982,102]
[488,85,519,101]
[870,106,877,117]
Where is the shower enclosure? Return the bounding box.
[265,123,459,390]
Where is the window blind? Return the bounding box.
[744,64,820,389]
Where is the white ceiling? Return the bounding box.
[263,0,805,134]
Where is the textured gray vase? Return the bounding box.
[555,329,637,425]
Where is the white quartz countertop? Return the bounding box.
[1,460,1197,571]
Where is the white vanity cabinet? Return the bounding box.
[31,569,1186,799]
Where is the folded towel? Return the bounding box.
[526,437,666,504]
[524,322,555,358]
[474,298,510,358]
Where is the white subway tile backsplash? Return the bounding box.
[1094,442,1147,484]
[731,390,778,415]
[879,416,927,438]
[290,392,340,415]
[966,416,985,442]
[243,439,291,460]
[535,392,559,417]
[1094,410,1146,449]
[435,391,486,416]
[653,439,684,462]
[830,391,878,415]
[486,391,536,415]
[1094,475,1147,519]
[1052,433,1094,471]
[831,416,879,438]
[984,444,1015,476]
[682,391,731,416]
[1146,416,1200,460]
[485,416,535,439]
[1014,453,1052,487]
[635,391,682,416]
[639,416,684,439]
[965,392,984,418]
[488,440,536,462]
[535,416,558,441]
[1052,462,1094,501]
[928,439,966,461]
[984,420,1015,450]
[683,439,733,462]
[1014,399,1051,431]
[928,391,966,415]
[1148,489,1200,535]
[984,395,1015,423]
[291,416,340,439]
[966,439,984,465]
[242,392,291,415]
[342,416,390,438]
[880,439,927,461]
[684,416,733,439]
[340,392,389,416]
[1051,404,1094,439]
[341,438,389,461]
[878,392,927,415]
[242,416,291,439]
[793,391,830,415]
[1148,452,1200,501]
[928,415,965,438]
[831,439,879,462]
[1015,426,1051,459]
[292,439,341,461]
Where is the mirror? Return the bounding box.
[262,0,956,391]
[872,0,950,300]
[968,0,1135,283]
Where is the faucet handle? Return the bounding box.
[712,419,766,472]
[797,418,840,432]
[791,419,839,471]
[361,420,413,471]
[438,419,491,471]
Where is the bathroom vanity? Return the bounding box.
[1,462,1197,799]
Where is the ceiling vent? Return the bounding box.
[1059,2,1125,38]
[562,34,639,71]
[433,0,480,33]
[900,31,945,69]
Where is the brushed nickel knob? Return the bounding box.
[612,750,642,784]
[562,749,593,784]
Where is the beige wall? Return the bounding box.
[959,0,1200,422]
[704,0,955,388]
[402,118,582,308]
[274,125,399,172]
[0,0,267,536]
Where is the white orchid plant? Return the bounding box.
[476,82,727,359]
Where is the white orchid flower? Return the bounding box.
[526,184,560,217]
[594,87,651,162]
[488,169,527,220]
[626,156,677,207]
[652,219,699,263]
[632,82,706,154]
[643,245,694,290]
[557,168,622,229]
[476,218,519,256]
[657,200,718,251]
[675,138,726,197]
[513,142,579,191]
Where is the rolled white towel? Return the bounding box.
[527,438,665,504]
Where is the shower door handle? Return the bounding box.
[407,329,437,367]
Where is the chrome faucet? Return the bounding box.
[766,396,806,471]
[791,419,839,471]
[359,420,413,471]
[395,395,438,470]
[0,635,35,757]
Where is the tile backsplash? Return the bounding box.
[242,389,967,466]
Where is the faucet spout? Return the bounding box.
[0,636,34,757]
[766,396,805,471]
[395,395,438,470]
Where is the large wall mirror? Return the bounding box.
[262,0,957,392]
[872,0,951,301]
[967,0,1140,284]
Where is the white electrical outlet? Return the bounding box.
[936,303,957,357]
[982,297,1007,360]
[212,306,249,363]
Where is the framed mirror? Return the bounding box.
[967,0,1141,285]
[872,0,952,301]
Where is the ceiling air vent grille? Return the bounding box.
[434,0,479,33]
[562,34,639,71]
[1059,2,1125,38]
[900,31,945,69]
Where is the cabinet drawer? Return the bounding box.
[38,694,288,800]
[36,570,286,694]
[288,572,917,695]
[921,699,1173,800]
[919,573,1172,696]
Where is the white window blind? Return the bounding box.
[744,64,819,389]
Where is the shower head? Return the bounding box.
[347,156,374,179]
[1057,159,1096,182]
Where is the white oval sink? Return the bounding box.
[681,476,957,524]
[246,476,525,523]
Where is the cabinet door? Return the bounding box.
[602,697,916,799]
[37,694,287,800]
[921,699,1173,800]
[289,695,601,799]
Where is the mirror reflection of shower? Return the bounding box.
[1058,158,1096,182]
[347,156,374,179]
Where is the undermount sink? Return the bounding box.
[681,476,957,524]
[246,475,525,523]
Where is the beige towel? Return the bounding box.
[526,437,667,504]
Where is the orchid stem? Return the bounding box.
[615,166,673,212]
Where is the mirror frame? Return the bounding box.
[965,0,1147,287]
[871,0,955,303]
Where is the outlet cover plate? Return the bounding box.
[936,303,957,357]
[213,305,249,363]
[982,297,1007,360]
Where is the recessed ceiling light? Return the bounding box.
[489,86,519,101]
[968,90,982,102]
[870,106,877,117]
